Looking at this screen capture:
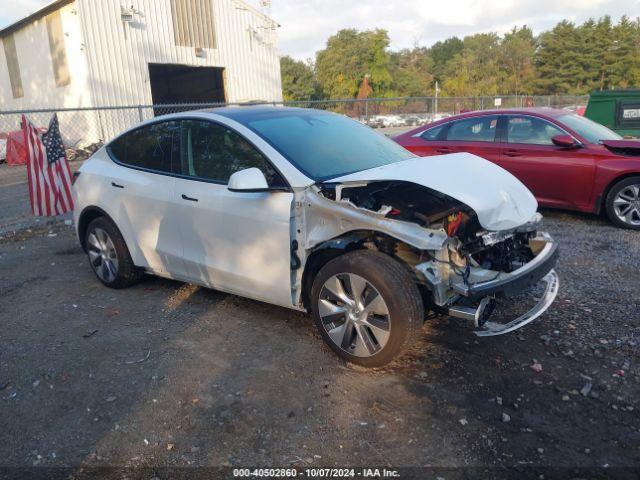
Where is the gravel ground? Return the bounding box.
[0,204,638,478]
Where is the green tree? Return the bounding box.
[442,33,501,96]
[500,26,536,95]
[577,16,616,91]
[535,21,583,93]
[609,16,640,88]
[428,37,463,83]
[280,56,316,101]
[285,15,640,101]
[389,47,434,96]
[315,29,393,99]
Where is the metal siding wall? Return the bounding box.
[77,0,282,116]
[46,11,71,87]
[0,2,99,146]
[2,34,24,98]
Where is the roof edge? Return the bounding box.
[0,0,279,38]
[232,0,280,27]
[0,0,74,38]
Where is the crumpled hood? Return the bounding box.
[327,153,538,231]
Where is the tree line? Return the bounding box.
[280,16,640,101]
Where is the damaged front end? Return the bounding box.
[296,177,559,337]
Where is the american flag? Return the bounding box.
[22,114,74,216]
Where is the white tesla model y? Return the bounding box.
[73,107,558,367]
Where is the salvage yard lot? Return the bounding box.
[0,163,639,475]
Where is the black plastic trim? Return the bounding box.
[466,242,559,300]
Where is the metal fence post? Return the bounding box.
[137,106,144,122]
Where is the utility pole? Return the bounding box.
[434,81,440,118]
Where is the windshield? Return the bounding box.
[243,110,415,180]
[558,113,622,143]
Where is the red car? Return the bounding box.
[394,108,640,229]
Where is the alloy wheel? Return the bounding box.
[318,273,391,357]
[87,227,119,283]
[613,184,640,227]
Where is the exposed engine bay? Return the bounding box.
[319,180,540,277]
[295,179,559,337]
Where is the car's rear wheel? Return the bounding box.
[605,176,640,230]
[85,217,143,288]
[310,250,423,367]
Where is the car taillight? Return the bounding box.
[72,171,81,185]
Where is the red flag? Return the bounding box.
[22,114,74,216]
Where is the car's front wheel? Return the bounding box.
[85,217,143,288]
[310,250,424,367]
[605,176,640,230]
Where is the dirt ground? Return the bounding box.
[0,165,639,479]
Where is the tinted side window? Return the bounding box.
[446,116,498,142]
[420,125,444,141]
[506,116,564,145]
[180,120,286,187]
[109,121,179,172]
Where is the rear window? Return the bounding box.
[108,121,180,173]
[446,116,498,142]
[420,125,445,141]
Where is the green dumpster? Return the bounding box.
[584,89,640,137]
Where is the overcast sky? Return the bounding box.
[2,0,639,60]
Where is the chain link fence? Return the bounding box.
[0,95,588,162]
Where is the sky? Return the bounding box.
[2,0,639,60]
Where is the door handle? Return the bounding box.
[111,182,124,189]
[181,194,199,202]
[504,150,521,157]
[436,147,455,154]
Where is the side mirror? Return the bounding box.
[552,134,579,148]
[227,168,269,192]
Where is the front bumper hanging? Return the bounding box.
[474,270,559,337]
[453,232,559,300]
[446,232,560,337]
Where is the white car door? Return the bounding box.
[173,119,295,307]
[106,120,185,275]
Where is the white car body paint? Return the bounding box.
[72,153,184,274]
[328,153,538,231]
[172,175,295,307]
[73,108,558,339]
[73,149,296,309]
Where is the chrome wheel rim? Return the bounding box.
[87,227,119,283]
[614,184,640,226]
[318,273,390,358]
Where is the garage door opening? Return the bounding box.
[148,63,226,116]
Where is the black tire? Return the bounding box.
[85,216,143,288]
[605,176,640,230]
[310,250,424,368]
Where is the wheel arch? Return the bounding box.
[300,229,426,311]
[596,172,640,214]
[77,206,116,252]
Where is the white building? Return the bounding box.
[0,0,283,144]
